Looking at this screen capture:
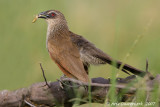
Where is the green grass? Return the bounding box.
[0,0,160,106]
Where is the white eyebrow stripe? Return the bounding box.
[48,11,56,14]
[48,11,54,14]
[48,11,61,16]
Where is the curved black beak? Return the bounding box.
[38,12,47,19]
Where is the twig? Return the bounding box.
[39,63,50,88]
[146,59,148,72]
[61,78,137,91]
[24,100,36,107]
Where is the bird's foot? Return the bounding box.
[60,74,67,80]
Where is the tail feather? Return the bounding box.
[116,60,146,77]
[94,54,146,77]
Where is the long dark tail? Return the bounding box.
[95,55,153,78]
[116,60,146,76]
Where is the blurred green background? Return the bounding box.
[0,0,160,90]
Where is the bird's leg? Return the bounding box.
[60,74,67,80]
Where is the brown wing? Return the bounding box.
[47,38,89,82]
[70,32,146,76]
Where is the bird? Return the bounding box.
[36,10,150,82]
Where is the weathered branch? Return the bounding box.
[0,74,160,107]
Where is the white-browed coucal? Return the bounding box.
[35,10,150,82]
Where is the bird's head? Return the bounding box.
[38,10,68,29]
[38,10,65,20]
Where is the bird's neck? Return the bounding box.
[47,20,69,38]
[46,20,70,47]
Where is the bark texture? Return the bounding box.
[0,74,159,107]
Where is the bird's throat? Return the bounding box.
[46,21,69,48]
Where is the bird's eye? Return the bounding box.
[51,13,55,16]
[47,12,56,18]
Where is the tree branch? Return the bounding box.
[0,74,159,107]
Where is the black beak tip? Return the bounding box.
[38,12,47,19]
